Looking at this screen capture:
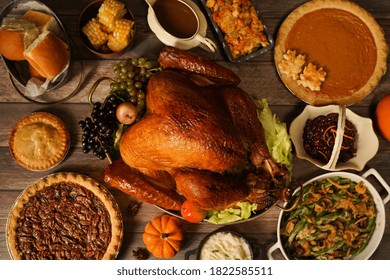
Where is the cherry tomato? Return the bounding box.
[180,200,207,223]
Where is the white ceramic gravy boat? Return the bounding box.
[145,0,216,52]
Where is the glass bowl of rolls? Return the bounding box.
[0,0,80,104]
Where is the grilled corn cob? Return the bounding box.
[107,18,133,52]
[97,0,127,32]
[82,18,108,49]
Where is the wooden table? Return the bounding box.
[0,0,389,260]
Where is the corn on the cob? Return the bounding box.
[97,0,127,32]
[107,18,133,52]
[82,18,109,49]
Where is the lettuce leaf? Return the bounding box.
[254,98,293,176]
[205,202,258,224]
[205,99,293,224]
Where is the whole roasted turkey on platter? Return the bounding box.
[105,47,290,214]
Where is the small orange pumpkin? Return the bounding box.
[143,214,184,258]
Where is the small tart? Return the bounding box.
[9,112,70,171]
[275,0,388,106]
[6,172,123,260]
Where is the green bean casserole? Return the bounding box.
[281,177,376,259]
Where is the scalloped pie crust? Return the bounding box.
[274,0,388,106]
[6,172,123,260]
[9,112,70,171]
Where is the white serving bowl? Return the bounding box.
[185,227,264,260]
[267,169,390,260]
[290,105,379,171]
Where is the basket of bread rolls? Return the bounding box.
[0,1,77,103]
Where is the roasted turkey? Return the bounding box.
[105,47,290,211]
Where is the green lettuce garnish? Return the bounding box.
[254,98,293,176]
[205,99,293,224]
[205,202,258,224]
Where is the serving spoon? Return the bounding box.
[145,0,156,7]
[322,105,347,170]
[144,0,156,13]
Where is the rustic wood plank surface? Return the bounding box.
[0,0,389,260]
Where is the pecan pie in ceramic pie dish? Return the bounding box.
[6,172,123,260]
[9,112,70,171]
[275,0,388,106]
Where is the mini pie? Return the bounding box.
[9,112,70,171]
[274,0,388,106]
[6,172,123,260]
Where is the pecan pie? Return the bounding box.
[6,172,123,260]
[274,0,388,106]
[9,112,70,171]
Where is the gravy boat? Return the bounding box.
[145,0,216,52]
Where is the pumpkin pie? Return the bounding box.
[274,0,388,106]
[9,112,70,171]
[6,172,123,260]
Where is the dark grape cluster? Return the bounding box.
[79,57,161,161]
[79,96,120,160]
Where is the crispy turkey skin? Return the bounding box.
[105,47,289,211]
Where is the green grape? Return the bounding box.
[128,71,135,79]
[137,57,146,66]
[144,61,152,69]
[120,82,127,90]
[112,83,120,91]
[131,58,138,66]
[137,99,145,109]
[128,86,136,96]
[137,91,145,99]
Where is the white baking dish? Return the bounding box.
[267,168,390,260]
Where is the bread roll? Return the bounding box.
[21,10,61,36]
[28,62,45,81]
[0,19,39,60]
[23,31,70,79]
